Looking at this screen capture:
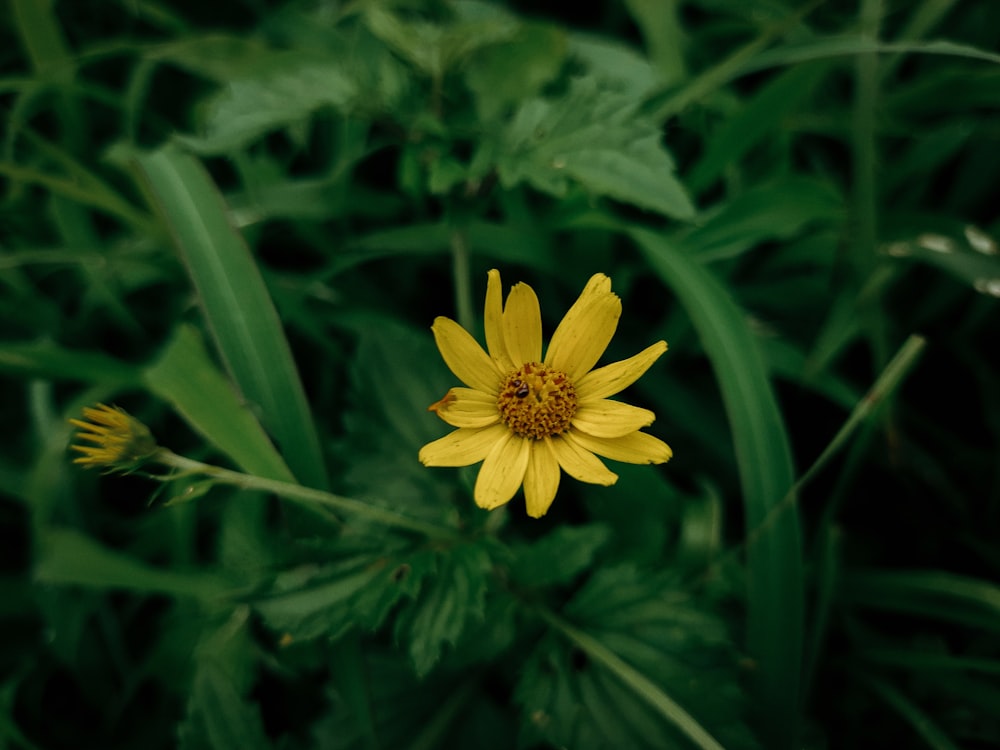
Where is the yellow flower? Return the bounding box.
[69,403,158,471]
[419,270,672,518]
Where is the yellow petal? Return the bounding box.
[571,399,656,438]
[419,424,508,467]
[568,429,673,464]
[544,274,622,380]
[431,316,502,394]
[474,431,531,510]
[575,341,668,401]
[429,387,500,428]
[525,438,561,518]
[484,269,514,373]
[549,432,618,486]
[502,282,542,366]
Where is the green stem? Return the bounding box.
[450,226,475,333]
[535,606,726,750]
[153,449,462,541]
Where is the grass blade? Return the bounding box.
[144,324,295,483]
[632,227,803,749]
[132,142,328,489]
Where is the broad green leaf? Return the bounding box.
[568,32,659,98]
[132,142,328,489]
[144,324,295,483]
[632,227,802,750]
[34,527,230,601]
[180,52,356,154]
[364,3,517,80]
[481,77,695,220]
[508,524,611,589]
[145,34,273,81]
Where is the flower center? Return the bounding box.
[497,362,578,440]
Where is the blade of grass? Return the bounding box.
[132,142,328,489]
[144,324,295,483]
[35,527,230,601]
[631,227,802,750]
[845,569,1000,632]
[687,61,832,193]
[856,671,962,750]
[646,0,824,120]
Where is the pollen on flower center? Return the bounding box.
[497,362,577,440]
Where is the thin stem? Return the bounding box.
[450,226,475,333]
[153,449,462,541]
[534,606,726,750]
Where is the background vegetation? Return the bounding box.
[2,0,999,748]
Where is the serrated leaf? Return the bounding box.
[364,3,517,80]
[518,566,759,750]
[508,524,611,589]
[484,77,694,220]
[180,51,356,154]
[255,552,432,642]
[395,544,493,676]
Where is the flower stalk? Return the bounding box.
[69,405,461,541]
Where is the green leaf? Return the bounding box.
[465,21,567,120]
[0,341,141,385]
[482,77,695,220]
[180,51,356,154]
[631,227,802,749]
[687,63,833,192]
[34,528,230,601]
[521,566,758,750]
[676,176,844,263]
[144,324,295,482]
[255,550,432,642]
[396,544,493,676]
[364,3,517,80]
[132,142,328,489]
[844,569,1000,632]
[179,662,273,750]
[508,524,611,589]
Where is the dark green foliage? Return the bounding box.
[3,0,1000,748]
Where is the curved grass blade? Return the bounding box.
[132,142,328,489]
[632,227,802,750]
[144,324,295,483]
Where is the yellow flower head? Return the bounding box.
[419,270,672,518]
[69,403,158,471]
